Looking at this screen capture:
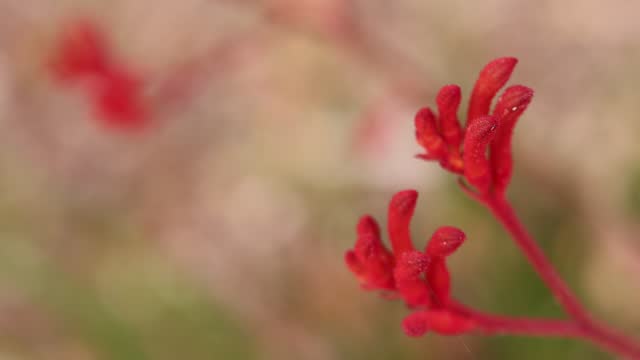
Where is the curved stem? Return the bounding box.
[473,311,640,358]
[476,193,640,359]
[449,301,583,337]
[471,309,640,358]
[482,194,590,323]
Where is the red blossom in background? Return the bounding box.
[49,19,148,130]
[49,20,109,80]
[345,57,640,358]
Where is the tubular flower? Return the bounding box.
[414,57,533,196]
[345,58,640,358]
[345,190,474,335]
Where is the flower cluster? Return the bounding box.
[345,57,535,337]
[49,20,148,129]
[345,190,474,336]
[415,57,533,196]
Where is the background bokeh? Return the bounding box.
[1,0,640,359]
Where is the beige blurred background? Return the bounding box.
[0,0,639,359]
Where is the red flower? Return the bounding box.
[49,19,149,130]
[414,57,533,195]
[93,67,148,129]
[49,20,109,81]
[344,215,395,291]
[345,190,474,335]
[345,58,640,358]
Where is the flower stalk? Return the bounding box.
[345,57,640,359]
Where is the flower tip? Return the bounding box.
[467,57,519,122]
[436,85,462,108]
[463,115,498,193]
[426,226,466,257]
[497,85,534,114]
[414,107,436,138]
[356,215,379,237]
[485,57,518,77]
[436,85,463,147]
[414,107,435,128]
[478,57,519,90]
[415,107,448,159]
[402,312,429,337]
[492,56,518,67]
[390,190,418,216]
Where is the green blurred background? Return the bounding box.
[0,0,639,359]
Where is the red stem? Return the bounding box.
[482,194,590,323]
[467,306,640,357]
[475,193,640,359]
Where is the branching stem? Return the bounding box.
[460,192,640,359]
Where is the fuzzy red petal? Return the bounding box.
[436,85,463,148]
[387,190,418,254]
[426,226,466,257]
[402,311,430,337]
[415,107,447,160]
[467,57,518,125]
[346,215,396,291]
[463,115,498,194]
[490,85,534,193]
[394,250,431,308]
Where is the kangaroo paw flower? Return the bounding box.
[463,116,498,194]
[490,85,534,193]
[412,57,533,195]
[467,57,518,124]
[345,191,472,336]
[415,107,448,161]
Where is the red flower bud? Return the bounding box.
[463,116,498,194]
[436,85,463,148]
[387,190,418,254]
[394,251,431,308]
[402,311,430,337]
[346,215,395,291]
[415,107,447,160]
[467,57,517,125]
[490,85,534,193]
[426,226,466,257]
